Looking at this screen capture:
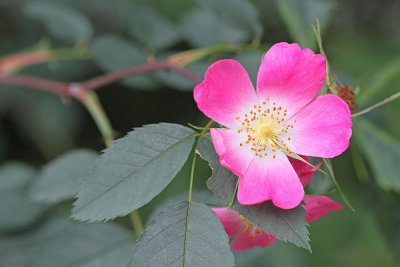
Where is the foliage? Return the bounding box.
[0,0,399,266]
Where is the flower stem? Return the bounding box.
[198,120,214,138]
[227,178,239,210]
[130,210,144,238]
[188,152,197,203]
[351,91,400,118]
[323,158,355,212]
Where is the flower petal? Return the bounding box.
[210,128,254,178]
[231,232,276,251]
[285,94,352,158]
[194,59,257,128]
[256,42,326,117]
[288,156,321,187]
[211,208,244,238]
[237,150,304,209]
[303,195,343,222]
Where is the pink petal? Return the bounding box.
[303,195,343,222]
[236,151,304,209]
[288,156,321,187]
[211,208,244,238]
[256,42,326,117]
[210,128,254,178]
[231,231,276,251]
[285,94,352,158]
[194,59,257,128]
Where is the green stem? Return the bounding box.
[130,210,144,238]
[227,178,239,210]
[79,91,114,148]
[188,152,197,202]
[323,158,355,212]
[79,91,144,237]
[351,91,400,118]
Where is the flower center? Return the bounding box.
[236,97,296,159]
[254,119,276,144]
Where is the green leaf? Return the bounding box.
[354,118,400,192]
[0,162,47,232]
[91,35,158,90]
[356,57,400,106]
[28,149,98,205]
[131,201,234,266]
[194,0,263,39]
[0,217,134,267]
[72,123,196,222]
[127,4,180,50]
[181,9,248,47]
[197,136,311,250]
[23,1,93,44]
[235,51,265,85]
[276,0,336,49]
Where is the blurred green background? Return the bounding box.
[0,0,399,266]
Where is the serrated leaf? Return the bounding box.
[354,118,400,192]
[276,0,336,49]
[197,136,311,250]
[72,123,196,222]
[127,4,180,50]
[131,200,234,266]
[0,162,47,232]
[0,216,134,267]
[91,35,158,90]
[29,149,98,205]
[23,1,93,44]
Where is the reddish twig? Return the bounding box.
[0,74,67,95]
[0,59,202,98]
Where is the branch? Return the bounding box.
[0,59,202,97]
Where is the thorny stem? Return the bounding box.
[351,91,400,118]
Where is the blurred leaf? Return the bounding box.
[72,123,195,222]
[181,9,248,47]
[197,136,311,250]
[194,0,263,38]
[356,57,400,106]
[235,51,264,85]
[354,118,400,192]
[127,4,180,50]
[91,35,158,90]
[23,1,93,44]
[29,149,98,205]
[276,0,336,49]
[131,201,234,266]
[0,162,46,232]
[0,217,134,267]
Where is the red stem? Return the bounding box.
[0,74,67,95]
[0,59,202,97]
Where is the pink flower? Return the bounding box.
[212,196,342,251]
[211,156,342,251]
[194,42,352,209]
